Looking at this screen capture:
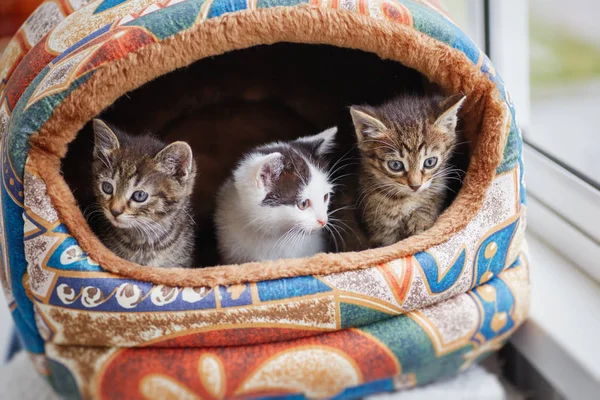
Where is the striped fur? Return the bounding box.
[350,94,465,247]
[91,120,196,268]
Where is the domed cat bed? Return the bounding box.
[0,0,529,399]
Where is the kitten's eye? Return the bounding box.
[101,182,113,195]
[131,190,148,203]
[387,160,404,172]
[297,199,310,210]
[423,157,438,169]
[324,193,329,202]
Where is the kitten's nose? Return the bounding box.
[110,208,124,217]
[317,218,327,227]
[409,184,421,192]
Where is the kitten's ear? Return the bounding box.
[256,153,284,190]
[155,141,194,180]
[93,119,120,158]
[295,127,337,156]
[350,106,387,141]
[434,94,466,132]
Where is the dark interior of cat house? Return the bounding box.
[62,43,470,267]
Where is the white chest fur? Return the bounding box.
[215,179,327,264]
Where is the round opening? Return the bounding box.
[62,43,470,267]
[29,7,507,286]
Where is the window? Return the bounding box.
[444,0,486,50]
[529,0,600,187]
[447,0,600,282]
[525,0,600,281]
[447,2,600,398]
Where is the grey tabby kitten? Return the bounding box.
[91,119,196,267]
[349,94,466,247]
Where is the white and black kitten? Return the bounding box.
[91,119,196,268]
[215,127,337,264]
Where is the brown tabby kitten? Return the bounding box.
[349,94,466,247]
[91,119,196,268]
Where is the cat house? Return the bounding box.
[0,0,529,399]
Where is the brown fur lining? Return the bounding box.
[28,6,508,287]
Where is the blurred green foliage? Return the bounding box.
[530,18,600,88]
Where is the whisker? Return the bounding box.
[269,224,300,258]
[289,150,307,187]
[328,223,346,253]
[329,161,360,179]
[328,145,357,176]
[362,139,399,154]
[324,225,339,253]
[182,209,196,225]
[329,173,356,185]
[328,205,356,215]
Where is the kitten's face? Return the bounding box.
[234,127,336,234]
[351,95,465,195]
[92,120,194,230]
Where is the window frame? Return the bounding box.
[482,2,600,396]
[484,0,600,280]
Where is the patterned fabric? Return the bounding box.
[0,0,528,399]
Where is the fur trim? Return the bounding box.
[28,6,508,287]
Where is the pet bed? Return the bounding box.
[0,0,529,399]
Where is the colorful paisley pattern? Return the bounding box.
[0,0,528,398]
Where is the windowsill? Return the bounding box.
[0,288,12,362]
[511,231,600,399]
